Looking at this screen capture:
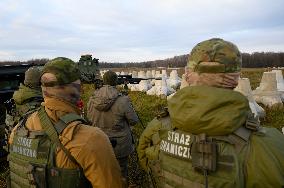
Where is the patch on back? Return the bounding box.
[10,135,39,158]
[160,130,192,160]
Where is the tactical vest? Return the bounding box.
[149,113,260,188]
[7,106,92,188]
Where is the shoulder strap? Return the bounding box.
[231,112,260,151]
[157,107,172,130]
[17,108,37,129]
[209,126,252,153]
[159,116,172,130]
[15,116,30,137]
[37,106,81,167]
[212,111,260,148]
[22,96,43,104]
[54,113,86,135]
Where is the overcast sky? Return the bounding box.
[0,0,284,63]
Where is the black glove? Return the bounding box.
[109,138,117,148]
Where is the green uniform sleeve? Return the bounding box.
[137,118,161,171]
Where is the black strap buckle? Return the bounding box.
[245,119,259,131]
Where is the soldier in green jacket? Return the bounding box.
[13,66,43,116]
[138,38,284,188]
[6,66,43,130]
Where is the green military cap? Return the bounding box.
[103,71,118,86]
[41,57,80,86]
[188,38,242,73]
[24,66,41,88]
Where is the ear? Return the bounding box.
[185,71,199,85]
[41,73,57,84]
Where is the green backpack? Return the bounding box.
[7,106,92,188]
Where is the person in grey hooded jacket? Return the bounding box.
[87,71,139,181]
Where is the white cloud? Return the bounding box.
[0,51,14,60]
[0,0,283,62]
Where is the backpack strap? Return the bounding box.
[37,106,81,167]
[15,109,38,137]
[229,112,260,152]
[154,113,172,145]
[54,113,86,135]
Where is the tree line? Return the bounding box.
[0,59,48,66]
[241,52,284,68]
[1,52,283,68]
[100,52,284,68]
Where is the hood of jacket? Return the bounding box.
[13,83,42,105]
[168,85,250,136]
[91,85,120,111]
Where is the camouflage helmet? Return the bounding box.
[103,71,118,86]
[24,66,41,88]
[188,38,242,73]
[41,57,80,86]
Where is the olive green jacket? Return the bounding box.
[138,86,284,188]
[13,83,43,116]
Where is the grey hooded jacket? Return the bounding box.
[87,85,138,158]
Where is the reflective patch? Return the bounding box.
[160,131,192,160]
[11,135,39,158]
